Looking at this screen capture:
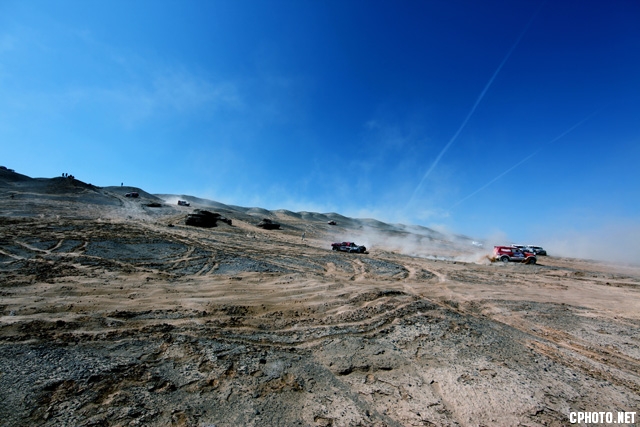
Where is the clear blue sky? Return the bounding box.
[1,0,639,262]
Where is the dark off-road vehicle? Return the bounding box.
[256,218,280,230]
[185,210,232,228]
[331,242,367,253]
[527,245,547,256]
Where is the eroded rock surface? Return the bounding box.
[0,179,639,426]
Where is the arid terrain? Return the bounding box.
[1,169,639,427]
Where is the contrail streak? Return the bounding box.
[448,150,541,210]
[448,110,601,210]
[406,7,541,209]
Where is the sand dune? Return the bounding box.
[1,169,639,426]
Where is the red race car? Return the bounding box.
[493,246,536,264]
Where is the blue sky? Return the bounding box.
[1,0,639,261]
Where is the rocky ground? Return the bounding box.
[0,170,639,426]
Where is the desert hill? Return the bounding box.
[1,169,639,426]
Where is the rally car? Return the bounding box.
[493,246,537,264]
[331,242,367,253]
[527,245,547,256]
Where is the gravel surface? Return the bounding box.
[1,175,639,426]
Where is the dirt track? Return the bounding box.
[1,173,639,426]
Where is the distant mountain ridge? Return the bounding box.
[0,169,475,246]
